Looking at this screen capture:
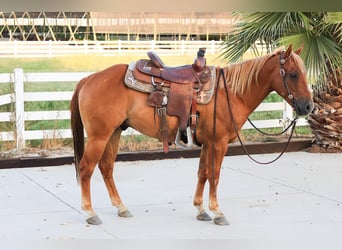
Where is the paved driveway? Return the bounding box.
[0,152,341,242]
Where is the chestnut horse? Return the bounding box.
[70,45,313,226]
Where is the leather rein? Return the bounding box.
[214,51,298,165]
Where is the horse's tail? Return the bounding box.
[70,80,85,183]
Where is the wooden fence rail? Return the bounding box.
[0,69,307,150]
[0,40,222,58]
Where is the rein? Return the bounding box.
[211,66,220,185]
[215,55,298,165]
[247,117,296,136]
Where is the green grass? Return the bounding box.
[24,82,77,92]
[0,54,224,73]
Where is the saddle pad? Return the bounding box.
[124,62,154,93]
[124,61,216,104]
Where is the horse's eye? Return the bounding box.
[289,72,298,80]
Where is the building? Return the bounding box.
[0,12,237,41]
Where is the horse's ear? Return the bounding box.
[284,44,293,58]
[294,44,304,55]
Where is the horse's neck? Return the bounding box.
[220,55,275,125]
[229,82,271,123]
[246,85,271,111]
[221,58,273,117]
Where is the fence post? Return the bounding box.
[48,40,52,58]
[84,39,88,54]
[181,40,185,55]
[118,40,122,54]
[14,68,25,150]
[210,40,215,54]
[14,40,17,58]
[283,100,294,135]
[151,40,156,51]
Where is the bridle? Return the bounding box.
[247,51,299,137]
[213,51,298,165]
[279,51,298,111]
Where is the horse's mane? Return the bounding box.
[222,53,276,96]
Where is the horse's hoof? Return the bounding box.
[86,215,102,225]
[213,215,229,226]
[118,209,133,218]
[196,212,212,221]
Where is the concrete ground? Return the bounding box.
[0,151,341,243]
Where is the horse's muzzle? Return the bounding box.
[294,98,314,116]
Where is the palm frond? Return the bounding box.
[221,12,341,84]
[325,12,342,25]
[324,12,342,44]
[280,31,342,82]
[220,12,311,62]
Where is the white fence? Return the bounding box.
[0,40,222,58]
[0,69,308,150]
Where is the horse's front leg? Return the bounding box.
[194,145,212,221]
[194,141,229,225]
[208,140,229,225]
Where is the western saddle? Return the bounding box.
[132,48,211,152]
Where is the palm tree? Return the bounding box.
[221,12,342,151]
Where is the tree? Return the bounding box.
[221,12,342,151]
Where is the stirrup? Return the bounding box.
[175,127,193,148]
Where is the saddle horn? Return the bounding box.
[193,47,207,72]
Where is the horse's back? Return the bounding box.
[80,63,127,92]
[78,64,128,104]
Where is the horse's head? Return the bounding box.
[269,45,313,116]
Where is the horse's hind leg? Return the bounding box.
[79,138,109,225]
[98,129,133,218]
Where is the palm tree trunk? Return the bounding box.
[308,68,342,151]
